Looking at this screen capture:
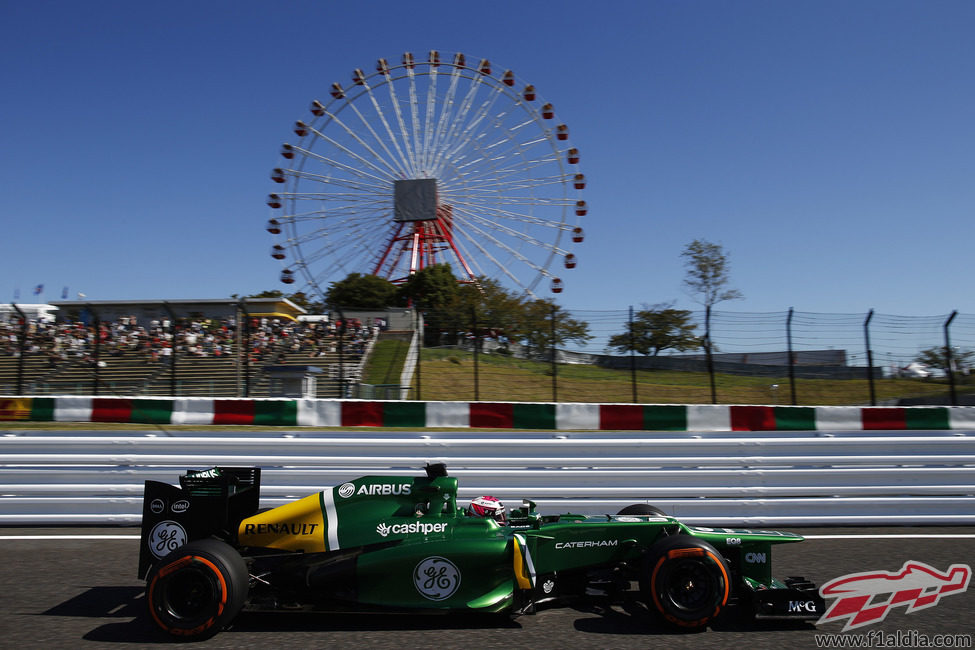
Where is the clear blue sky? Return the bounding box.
[3,0,973,317]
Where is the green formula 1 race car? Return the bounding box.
[138,464,824,640]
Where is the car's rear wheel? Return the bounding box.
[617,503,667,516]
[147,538,248,640]
[642,535,730,631]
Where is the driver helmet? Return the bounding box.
[467,495,506,524]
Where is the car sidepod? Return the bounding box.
[354,518,514,611]
[239,472,517,612]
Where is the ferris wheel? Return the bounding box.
[266,51,586,301]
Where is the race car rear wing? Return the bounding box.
[138,466,261,578]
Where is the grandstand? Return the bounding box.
[0,299,404,399]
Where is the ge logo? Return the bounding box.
[148,520,187,559]
[338,483,356,498]
[413,556,461,601]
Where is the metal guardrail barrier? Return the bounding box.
[0,429,972,526]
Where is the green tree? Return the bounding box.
[419,275,525,347]
[517,298,593,357]
[609,302,700,356]
[454,278,526,336]
[412,275,591,355]
[915,346,975,373]
[325,273,400,309]
[681,239,742,404]
[396,264,460,312]
[681,239,743,308]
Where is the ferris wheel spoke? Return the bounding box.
[450,224,533,292]
[463,206,574,232]
[458,210,570,256]
[452,209,556,279]
[283,214,383,237]
[314,104,410,179]
[450,192,572,211]
[296,228,383,268]
[444,167,571,193]
[437,204,555,234]
[431,76,498,177]
[300,119,402,181]
[470,148,562,174]
[379,72,419,174]
[439,186,572,216]
[281,169,391,197]
[287,145,392,186]
[447,130,560,182]
[439,75,489,156]
[420,64,439,174]
[452,202,565,249]
[351,78,416,177]
[437,91,521,174]
[277,192,390,208]
[429,65,467,177]
[279,212,387,234]
[405,66,424,174]
[286,218,382,246]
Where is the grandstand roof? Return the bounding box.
[47,297,308,324]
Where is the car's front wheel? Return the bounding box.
[146,538,248,640]
[642,535,730,631]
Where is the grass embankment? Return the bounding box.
[362,339,412,386]
[405,348,959,406]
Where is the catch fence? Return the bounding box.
[409,309,975,406]
[2,307,974,407]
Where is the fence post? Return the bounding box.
[944,310,958,406]
[237,301,251,398]
[11,304,27,395]
[414,304,422,401]
[89,305,101,397]
[705,305,717,404]
[337,308,346,398]
[864,309,876,406]
[472,306,480,402]
[786,307,797,405]
[550,303,558,403]
[162,302,178,397]
[629,306,637,403]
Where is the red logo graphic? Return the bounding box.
[818,560,970,631]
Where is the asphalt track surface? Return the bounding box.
[1,527,973,649]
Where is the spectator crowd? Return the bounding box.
[0,312,380,371]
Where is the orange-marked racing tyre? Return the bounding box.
[643,535,730,631]
[146,538,248,640]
